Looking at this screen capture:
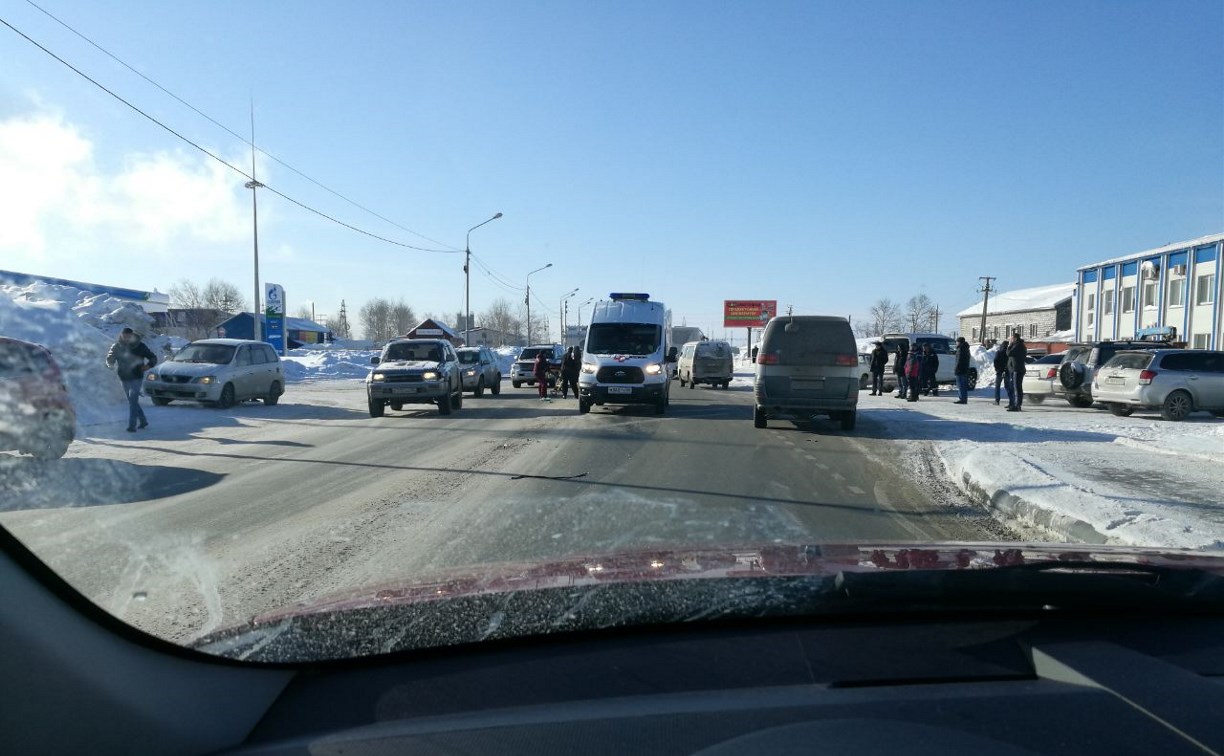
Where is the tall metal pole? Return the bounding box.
[464,213,503,346]
[978,276,996,344]
[246,102,264,342]
[525,263,552,345]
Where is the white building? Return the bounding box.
[957,282,1075,345]
[1074,233,1222,349]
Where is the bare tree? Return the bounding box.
[866,298,902,336]
[479,298,520,345]
[517,303,549,344]
[905,294,935,332]
[204,279,246,315]
[294,306,313,320]
[360,298,395,343]
[390,300,417,336]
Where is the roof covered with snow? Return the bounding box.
[956,282,1075,318]
[1077,232,1224,271]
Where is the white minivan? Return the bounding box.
[677,340,734,389]
[578,293,677,415]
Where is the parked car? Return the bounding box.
[144,339,284,409]
[1021,353,1063,404]
[456,346,502,397]
[1092,349,1224,421]
[857,353,872,390]
[879,333,977,390]
[366,338,463,417]
[1053,340,1171,408]
[0,337,75,459]
[677,340,734,389]
[511,344,563,388]
[754,315,859,431]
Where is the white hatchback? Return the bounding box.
[144,339,285,409]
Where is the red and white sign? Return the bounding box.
[723,300,777,328]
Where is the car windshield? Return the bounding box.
[1,2,1221,668]
[172,344,235,364]
[1104,352,1155,370]
[587,324,662,356]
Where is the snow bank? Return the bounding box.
[493,346,519,375]
[281,348,376,382]
[1,282,176,429]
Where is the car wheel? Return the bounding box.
[264,381,281,405]
[1109,403,1134,417]
[966,369,978,390]
[438,395,453,416]
[1059,362,1084,389]
[474,378,484,398]
[1068,395,1094,408]
[452,386,463,410]
[1160,391,1192,422]
[512,380,521,389]
[151,397,171,406]
[859,374,869,390]
[389,402,403,411]
[839,411,856,431]
[1027,395,1045,405]
[29,430,72,460]
[654,394,667,415]
[679,375,686,387]
[368,398,385,418]
[578,399,591,414]
[217,383,236,409]
[491,375,501,395]
[753,406,767,428]
[688,375,695,389]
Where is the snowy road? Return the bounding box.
[0,378,1005,645]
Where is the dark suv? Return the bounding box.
[1053,340,1171,408]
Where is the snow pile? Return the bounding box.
[867,391,1224,550]
[280,348,377,382]
[493,346,519,375]
[1,282,176,429]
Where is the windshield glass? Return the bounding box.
[0,2,1220,666]
[172,344,235,364]
[1105,352,1155,370]
[587,324,661,355]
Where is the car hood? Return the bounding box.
[373,360,441,371]
[192,542,1224,662]
[159,361,228,377]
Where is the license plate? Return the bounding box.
[1106,376,1124,385]
[792,379,825,390]
[607,386,632,394]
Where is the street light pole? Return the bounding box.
[246,104,264,342]
[559,288,578,345]
[525,263,552,345]
[464,212,503,346]
[576,298,594,329]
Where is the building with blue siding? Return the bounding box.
[213,312,331,347]
[1075,233,1222,349]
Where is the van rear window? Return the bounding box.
[761,320,855,364]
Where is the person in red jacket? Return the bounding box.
[533,351,551,400]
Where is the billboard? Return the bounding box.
[265,283,286,355]
[723,300,777,328]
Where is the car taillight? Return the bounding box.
[1138,369,1157,385]
[835,354,857,366]
[1045,368,1057,379]
[757,353,778,365]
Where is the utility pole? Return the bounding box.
[245,102,264,342]
[978,277,995,344]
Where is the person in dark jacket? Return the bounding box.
[868,342,888,396]
[560,347,580,399]
[953,336,971,404]
[893,342,908,398]
[905,347,923,401]
[533,351,551,400]
[992,340,1012,406]
[920,343,940,396]
[105,327,157,432]
[1006,333,1028,411]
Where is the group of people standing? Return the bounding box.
[534,346,582,400]
[867,333,1027,407]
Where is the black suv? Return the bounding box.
[1053,340,1170,408]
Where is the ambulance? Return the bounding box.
[578,293,676,415]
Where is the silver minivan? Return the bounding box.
[144,339,285,408]
[753,316,859,430]
[677,340,734,389]
[1092,349,1224,421]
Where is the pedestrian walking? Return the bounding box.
[560,347,580,399]
[751,344,759,363]
[1006,332,1028,412]
[953,336,971,404]
[893,341,909,398]
[905,346,923,401]
[992,340,1012,405]
[533,351,551,400]
[868,341,888,396]
[921,343,939,396]
[105,327,157,432]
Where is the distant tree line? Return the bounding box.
[855,294,944,337]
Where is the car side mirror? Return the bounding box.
[371,356,380,365]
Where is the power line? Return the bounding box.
[470,253,527,291]
[23,0,459,252]
[0,15,456,254]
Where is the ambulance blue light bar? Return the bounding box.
[609,292,651,301]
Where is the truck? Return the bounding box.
[578,293,677,415]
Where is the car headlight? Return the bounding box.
[370,373,387,382]
[581,363,596,374]
[196,376,216,385]
[422,371,440,381]
[145,373,158,381]
[464,369,476,376]
[644,363,663,375]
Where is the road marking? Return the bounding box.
[814,462,828,470]
[848,485,865,495]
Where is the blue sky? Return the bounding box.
[2,0,1220,340]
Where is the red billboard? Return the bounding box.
[723,300,777,328]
